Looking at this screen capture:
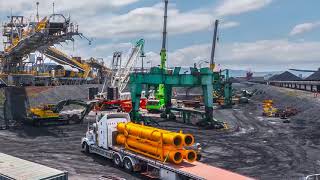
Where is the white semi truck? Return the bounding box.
[81,112,250,180]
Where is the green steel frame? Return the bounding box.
[129,66,232,128]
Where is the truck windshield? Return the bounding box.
[147,100,159,106]
[107,113,129,120]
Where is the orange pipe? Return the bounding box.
[183,150,197,163]
[116,134,183,164]
[164,145,197,163]
[119,122,194,146]
[117,122,183,147]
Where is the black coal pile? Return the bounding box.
[268,71,301,81]
[305,70,320,81]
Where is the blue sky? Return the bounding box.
[0,0,320,71]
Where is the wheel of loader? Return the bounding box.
[82,142,89,154]
[113,154,123,167]
[123,157,133,172]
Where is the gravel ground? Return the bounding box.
[0,83,319,179]
[0,114,140,180]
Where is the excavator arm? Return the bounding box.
[53,99,94,122]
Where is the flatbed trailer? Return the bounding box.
[81,113,251,180]
[84,144,251,180]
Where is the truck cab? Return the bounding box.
[82,113,130,150]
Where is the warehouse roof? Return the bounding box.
[269,71,301,81]
[0,153,67,180]
[306,70,320,81]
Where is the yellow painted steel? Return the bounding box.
[121,122,194,146]
[164,145,197,163]
[35,17,48,32]
[29,105,59,119]
[116,134,183,164]
[182,149,197,163]
[262,100,278,117]
[117,122,183,147]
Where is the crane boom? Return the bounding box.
[43,47,92,78]
[111,39,145,94]
[160,0,168,69]
[210,20,219,71]
[289,68,318,73]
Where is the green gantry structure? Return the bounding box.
[129,66,232,128]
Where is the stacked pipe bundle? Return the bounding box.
[116,122,197,164]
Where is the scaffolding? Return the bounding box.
[0,11,110,85]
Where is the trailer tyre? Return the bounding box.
[113,154,122,167]
[82,142,89,154]
[123,158,133,172]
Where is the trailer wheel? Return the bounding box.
[113,154,122,167]
[123,158,133,172]
[82,142,89,154]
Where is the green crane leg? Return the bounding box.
[145,84,150,98]
[161,85,175,120]
[164,85,172,112]
[223,69,232,108]
[200,81,223,128]
[130,82,142,123]
[224,82,232,107]
[202,84,214,120]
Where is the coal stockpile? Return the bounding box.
[0,83,319,179]
[26,84,103,107]
[0,89,5,129]
[269,71,301,81]
[305,70,320,81]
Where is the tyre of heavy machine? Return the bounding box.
[123,157,133,172]
[113,154,123,167]
[82,142,89,154]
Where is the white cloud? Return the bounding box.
[0,1,252,43]
[215,0,273,17]
[80,0,274,40]
[80,3,214,39]
[144,39,320,71]
[290,22,320,36]
[220,21,240,29]
[0,0,140,13]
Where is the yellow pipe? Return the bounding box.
[116,134,183,164]
[183,150,197,163]
[164,145,197,163]
[123,122,195,146]
[117,122,183,147]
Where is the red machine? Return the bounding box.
[94,98,147,113]
[93,40,147,113]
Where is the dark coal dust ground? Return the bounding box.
[0,83,319,179]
